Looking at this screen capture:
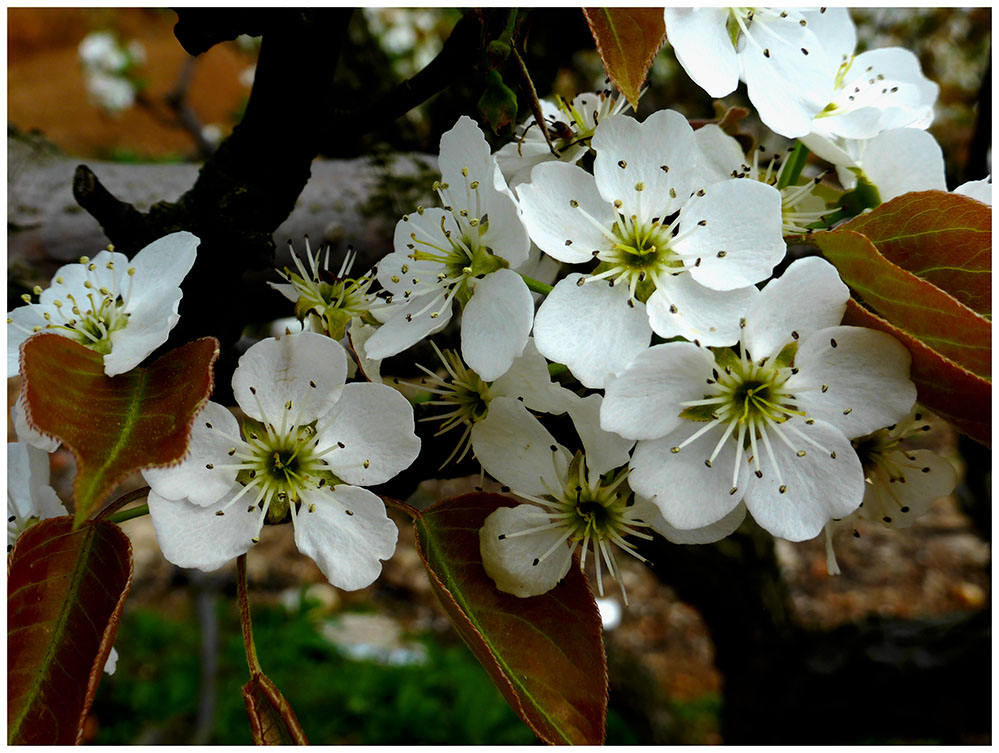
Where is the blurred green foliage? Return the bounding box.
[90,598,652,744]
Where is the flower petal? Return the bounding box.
[636,495,746,544]
[461,269,533,381]
[232,331,348,427]
[629,424,745,530]
[471,396,569,496]
[677,179,785,291]
[562,392,635,476]
[742,418,864,541]
[317,382,420,486]
[517,161,615,264]
[294,484,398,591]
[147,490,258,571]
[601,342,714,441]
[362,290,453,360]
[664,8,739,98]
[789,325,917,438]
[743,256,849,361]
[479,504,574,598]
[859,128,946,201]
[591,109,697,220]
[491,337,572,415]
[860,449,956,529]
[533,274,652,389]
[141,401,242,506]
[646,277,758,347]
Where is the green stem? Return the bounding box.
[107,503,150,524]
[519,273,553,295]
[777,140,810,190]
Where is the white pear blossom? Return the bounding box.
[476,398,741,601]
[7,441,67,554]
[365,116,533,381]
[78,31,144,114]
[828,127,947,203]
[519,109,785,387]
[602,257,917,541]
[664,7,855,137]
[411,338,597,467]
[804,46,939,162]
[495,89,630,188]
[141,331,420,591]
[824,408,957,574]
[7,231,199,378]
[694,124,833,234]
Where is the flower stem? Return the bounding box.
[519,273,553,295]
[107,503,150,524]
[237,554,262,675]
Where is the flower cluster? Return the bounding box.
[78,30,146,114]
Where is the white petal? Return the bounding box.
[12,394,60,452]
[103,647,118,676]
[801,8,856,80]
[636,495,746,544]
[954,176,992,205]
[677,179,785,291]
[479,504,574,597]
[7,441,66,526]
[362,290,453,359]
[490,337,571,415]
[7,305,50,378]
[317,382,420,486]
[562,392,635,476]
[591,109,697,219]
[128,231,199,291]
[141,401,242,506]
[232,331,348,426]
[692,124,747,186]
[860,128,946,201]
[378,240,446,298]
[743,418,864,541]
[439,115,494,186]
[739,16,835,138]
[294,485,398,591]
[147,490,258,571]
[744,257,849,361]
[860,449,956,529]
[104,286,183,375]
[461,269,533,381]
[471,396,569,496]
[533,274,651,389]
[629,424,745,530]
[346,317,383,384]
[601,342,713,441]
[646,278,758,347]
[789,325,917,438]
[517,161,614,264]
[665,8,739,97]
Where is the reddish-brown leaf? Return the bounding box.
[7,516,133,745]
[583,8,665,109]
[243,672,309,745]
[813,229,991,380]
[843,300,990,446]
[19,334,219,524]
[413,493,607,745]
[841,191,992,317]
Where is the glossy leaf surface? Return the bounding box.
[583,8,665,109]
[19,334,219,523]
[8,517,133,744]
[414,493,607,745]
[814,229,990,380]
[842,191,991,317]
[843,300,990,446]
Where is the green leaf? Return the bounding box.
[813,228,990,380]
[7,516,133,744]
[842,300,990,446]
[413,493,607,745]
[839,191,992,318]
[19,334,219,524]
[243,672,309,745]
[583,8,666,109]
